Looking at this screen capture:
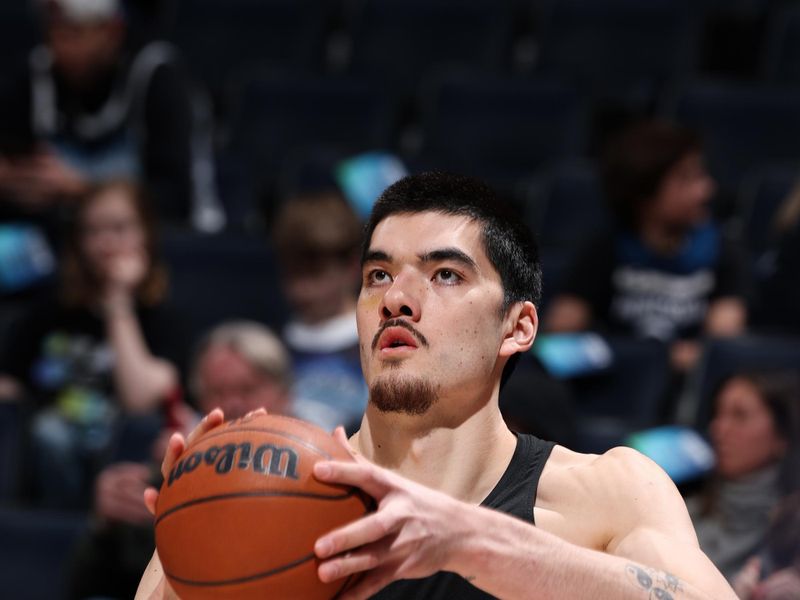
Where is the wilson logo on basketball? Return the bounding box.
[167,442,300,486]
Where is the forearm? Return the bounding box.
[106,302,177,413]
[452,507,735,600]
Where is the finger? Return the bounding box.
[144,487,159,516]
[160,432,186,481]
[332,426,364,463]
[314,460,392,500]
[336,564,398,600]
[244,407,268,418]
[318,540,389,583]
[185,408,225,448]
[315,510,397,559]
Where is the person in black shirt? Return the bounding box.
[0,0,223,230]
[137,172,735,600]
[545,120,749,373]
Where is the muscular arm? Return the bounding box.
[314,445,736,600]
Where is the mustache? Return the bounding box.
[371,319,429,351]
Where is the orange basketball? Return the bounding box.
[154,414,373,599]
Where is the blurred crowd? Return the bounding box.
[0,0,799,599]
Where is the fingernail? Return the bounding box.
[315,537,332,557]
[315,462,331,478]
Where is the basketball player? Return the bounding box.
[137,172,736,599]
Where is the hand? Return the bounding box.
[143,407,229,516]
[755,567,800,600]
[95,462,154,526]
[138,407,228,600]
[734,557,762,600]
[101,251,148,312]
[0,150,85,207]
[313,428,474,599]
[670,339,701,372]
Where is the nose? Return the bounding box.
[379,272,421,321]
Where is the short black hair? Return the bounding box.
[602,119,702,229]
[362,171,542,387]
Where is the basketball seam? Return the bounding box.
[155,489,362,526]
[185,426,334,459]
[164,551,317,587]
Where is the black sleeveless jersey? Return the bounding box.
[369,434,555,599]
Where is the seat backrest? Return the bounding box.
[0,508,89,600]
[670,82,800,190]
[345,0,514,96]
[419,74,586,185]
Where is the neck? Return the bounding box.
[351,395,517,505]
[637,217,689,255]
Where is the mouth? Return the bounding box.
[377,327,419,355]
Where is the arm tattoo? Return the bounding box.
[625,564,684,599]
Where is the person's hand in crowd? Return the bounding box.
[735,558,800,600]
[756,568,800,600]
[0,148,85,208]
[313,427,474,599]
[95,462,155,526]
[735,557,764,599]
[100,248,148,313]
[670,338,702,372]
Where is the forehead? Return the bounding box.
[368,211,489,262]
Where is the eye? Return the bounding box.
[434,269,462,285]
[366,269,392,286]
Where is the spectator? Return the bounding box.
[271,190,368,433]
[0,179,186,508]
[687,371,800,582]
[67,320,294,600]
[545,119,749,373]
[734,493,800,600]
[0,0,223,231]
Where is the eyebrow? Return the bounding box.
[419,248,479,272]
[362,247,478,272]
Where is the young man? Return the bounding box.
[137,172,736,599]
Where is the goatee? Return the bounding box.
[370,376,438,415]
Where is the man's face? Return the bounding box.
[197,346,290,419]
[357,212,511,419]
[47,19,123,86]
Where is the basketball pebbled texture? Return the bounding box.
[154,414,373,599]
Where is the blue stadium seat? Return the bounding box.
[223,71,394,213]
[417,73,586,189]
[535,0,696,103]
[0,508,89,600]
[160,230,289,346]
[344,0,514,98]
[668,82,800,191]
[168,0,331,98]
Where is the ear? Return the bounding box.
[499,301,538,358]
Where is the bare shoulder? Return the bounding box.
[535,445,696,551]
[541,444,679,499]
